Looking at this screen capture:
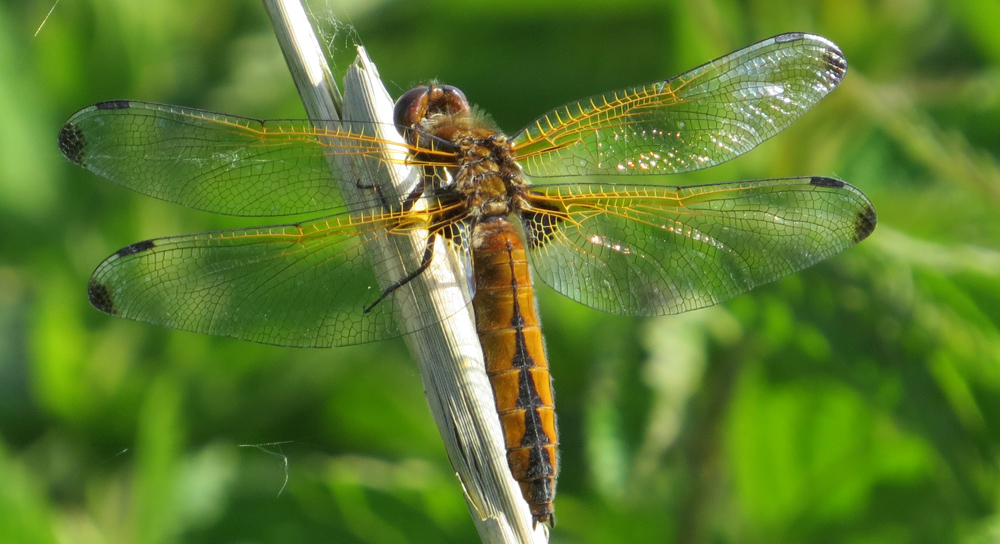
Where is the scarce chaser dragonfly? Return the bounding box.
[58,33,876,526]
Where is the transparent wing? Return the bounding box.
[520,177,876,315]
[86,207,468,347]
[511,33,846,177]
[58,101,456,216]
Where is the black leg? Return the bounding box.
[364,238,436,314]
[357,171,430,213]
[355,178,393,211]
[401,173,428,212]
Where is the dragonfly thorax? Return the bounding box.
[397,85,529,222]
[451,131,527,221]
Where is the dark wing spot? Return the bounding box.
[95,100,131,110]
[824,47,848,77]
[116,239,156,257]
[810,176,845,189]
[853,204,877,243]
[775,32,804,43]
[438,221,465,245]
[521,209,564,250]
[58,123,86,165]
[87,280,116,315]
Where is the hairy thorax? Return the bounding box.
[418,113,529,225]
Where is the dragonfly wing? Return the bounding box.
[520,177,876,316]
[58,101,424,216]
[512,33,846,177]
[86,210,457,347]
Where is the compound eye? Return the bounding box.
[394,86,430,128]
[429,85,470,116]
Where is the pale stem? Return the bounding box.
[260,1,547,541]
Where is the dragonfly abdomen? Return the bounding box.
[471,217,558,526]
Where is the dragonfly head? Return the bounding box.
[393,84,470,130]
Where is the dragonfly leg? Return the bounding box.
[401,175,428,212]
[355,178,393,211]
[363,238,436,313]
[355,173,428,213]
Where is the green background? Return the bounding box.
[2,0,1000,542]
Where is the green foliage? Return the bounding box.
[1,0,998,542]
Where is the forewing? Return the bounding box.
[521,177,876,316]
[57,101,452,216]
[512,33,846,177]
[86,210,442,347]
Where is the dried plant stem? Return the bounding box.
[260,1,547,541]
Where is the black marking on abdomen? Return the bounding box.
[505,241,545,415]
[507,240,533,371]
[116,239,156,257]
[87,280,116,315]
[96,100,131,110]
[527,475,555,504]
[526,447,556,479]
[520,407,549,447]
[502,239,552,449]
[510,311,533,371]
[516,366,543,409]
[58,123,86,165]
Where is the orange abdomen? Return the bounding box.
[471,218,558,525]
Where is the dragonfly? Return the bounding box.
[58,32,876,526]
